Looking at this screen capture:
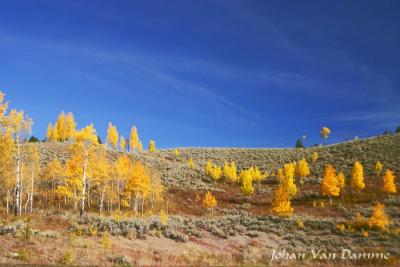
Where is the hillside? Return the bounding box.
[0,134,399,266]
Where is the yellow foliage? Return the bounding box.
[296,158,310,177]
[350,160,365,191]
[336,223,346,233]
[174,148,180,157]
[337,171,346,189]
[74,124,98,146]
[129,126,141,153]
[295,219,304,229]
[375,161,383,176]
[187,158,195,169]
[49,112,76,142]
[311,152,318,163]
[368,203,389,231]
[106,122,119,149]
[102,231,111,249]
[320,126,331,140]
[281,163,297,197]
[148,140,157,153]
[159,209,168,225]
[361,229,369,238]
[240,170,254,197]
[206,160,222,180]
[382,169,396,194]
[223,161,238,182]
[119,136,126,152]
[203,191,217,209]
[320,164,340,198]
[272,186,293,217]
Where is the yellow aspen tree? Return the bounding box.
[125,161,151,214]
[350,160,365,191]
[203,191,217,215]
[138,140,143,152]
[90,146,111,212]
[23,143,40,213]
[337,171,346,200]
[55,112,66,141]
[375,161,383,177]
[51,126,60,142]
[64,112,76,141]
[119,136,126,152]
[382,170,396,195]
[187,158,195,169]
[281,163,297,197]
[223,161,238,182]
[320,164,340,204]
[272,186,293,217]
[0,131,15,214]
[113,154,132,210]
[106,122,119,149]
[46,123,54,142]
[320,127,331,143]
[368,203,389,231]
[241,170,254,197]
[65,152,83,211]
[8,109,32,215]
[250,166,263,183]
[148,140,157,153]
[205,160,213,175]
[159,209,168,225]
[72,124,99,217]
[150,171,164,210]
[296,158,310,186]
[208,165,222,180]
[174,148,180,157]
[43,159,64,205]
[129,126,140,153]
[311,152,318,163]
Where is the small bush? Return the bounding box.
[295,219,304,229]
[102,231,111,250]
[18,249,30,261]
[62,250,75,265]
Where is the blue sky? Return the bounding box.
[0,0,399,148]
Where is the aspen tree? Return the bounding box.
[138,140,143,152]
[46,123,53,141]
[23,144,40,213]
[296,158,310,181]
[203,191,217,215]
[119,136,126,152]
[0,132,15,214]
[368,203,389,231]
[91,146,111,212]
[148,140,157,153]
[320,127,330,144]
[129,127,140,153]
[337,171,346,201]
[281,163,297,197]
[125,161,151,213]
[240,170,254,197]
[382,170,396,195]
[320,164,340,204]
[8,109,32,215]
[272,186,293,217]
[64,112,76,141]
[375,161,383,176]
[311,152,318,163]
[43,159,64,206]
[187,158,195,169]
[350,161,365,191]
[174,148,180,157]
[223,161,238,182]
[72,124,99,217]
[113,154,132,210]
[106,122,119,149]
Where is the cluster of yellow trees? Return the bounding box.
[0,92,163,217]
[320,160,397,204]
[272,159,310,216]
[205,160,268,197]
[47,113,158,154]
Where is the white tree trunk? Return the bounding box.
[80,152,88,217]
